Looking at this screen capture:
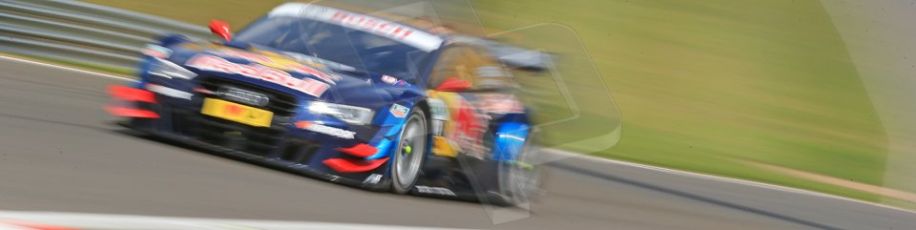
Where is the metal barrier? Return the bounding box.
[0,0,211,70]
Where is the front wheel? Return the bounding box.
[390,108,429,194]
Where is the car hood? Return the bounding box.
[162,42,420,109]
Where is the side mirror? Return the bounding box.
[435,78,472,92]
[209,20,232,41]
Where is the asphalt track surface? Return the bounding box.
[1,58,915,230]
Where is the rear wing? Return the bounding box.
[450,36,553,72]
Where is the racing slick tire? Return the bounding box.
[494,137,540,206]
[390,107,429,194]
[476,128,540,206]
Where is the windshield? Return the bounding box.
[234,16,432,80]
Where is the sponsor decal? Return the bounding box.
[330,11,415,40]
[428,99,448,120]
[389,104,409,118]
[428,98,447,136]
[269,4,444,52]
[186,55,330,97]
[379,75,409,86]
[427,92,492,158]
[453,98,489,158]
[415,186,457,196]
[212,49,339,83]
[380,75,398,84]
[217,86,270,107]
[295,121,356,139]
[363,173,382,184]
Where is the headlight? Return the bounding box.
[308,101,375,125]
[149,58,196,80]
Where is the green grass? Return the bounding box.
[82,0,892,202]
[471,0,888,201]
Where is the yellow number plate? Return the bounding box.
[201,98,273,127]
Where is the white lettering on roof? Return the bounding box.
[268,3,443,52]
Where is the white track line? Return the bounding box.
[0,55,136,82]
[0,211,470,230]
[3,54,915,216]
[543,148,916,215]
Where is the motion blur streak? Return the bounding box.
[1,55,915,229]
[820,0,916,210]
[0,211,468,230]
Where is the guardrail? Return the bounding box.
[0,0,211,70]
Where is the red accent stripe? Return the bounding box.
[294,121,311,129]
[0,219,79,230]
[109,85,156,103]
[335,144,378,158]
[105,106,160,119]
[323,157,388,173]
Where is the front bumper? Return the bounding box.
[106,83,392,189]
[119,120,390,191]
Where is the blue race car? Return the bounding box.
[107,3,544,205]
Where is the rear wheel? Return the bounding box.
[496,136,540,206]
[390,108,428,194]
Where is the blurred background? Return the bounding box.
[4,0,916,212]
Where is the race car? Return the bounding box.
[106,3,545,205]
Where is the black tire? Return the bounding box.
[469,128,540,206]
[390,108,429,194]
